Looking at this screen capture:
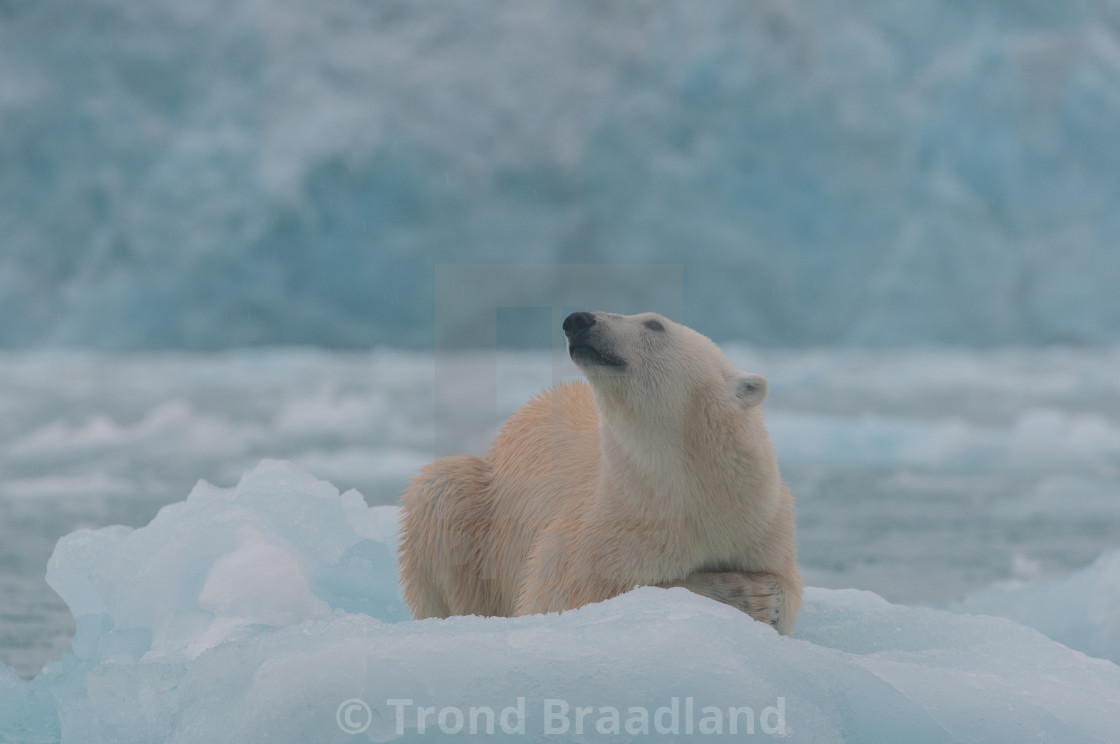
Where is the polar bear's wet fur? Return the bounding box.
[398,311,802,634]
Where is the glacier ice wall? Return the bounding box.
[2,1,1120,348]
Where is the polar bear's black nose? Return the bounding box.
[563,312,596,335]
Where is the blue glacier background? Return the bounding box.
[2,0,1120,349]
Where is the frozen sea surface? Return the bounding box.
[1,346,1119,680]
[2,460,1119,743]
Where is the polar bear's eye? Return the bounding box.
[643,319,665,332]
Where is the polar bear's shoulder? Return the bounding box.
[489,381,600,474]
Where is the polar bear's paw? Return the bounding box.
[667,571,784,628]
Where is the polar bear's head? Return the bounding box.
[562,311,767,421]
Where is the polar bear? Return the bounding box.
[398,311,802,633]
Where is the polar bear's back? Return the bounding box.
[488,381,602,525]
[399,381,604,618]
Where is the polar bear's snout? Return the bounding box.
[562,311,597,334]
[564,312,627,368]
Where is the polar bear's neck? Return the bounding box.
[592,389,779,520]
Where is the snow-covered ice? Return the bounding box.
[2,460,1118,743]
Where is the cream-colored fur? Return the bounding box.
[398,311,802,633]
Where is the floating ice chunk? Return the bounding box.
[44,460,408,665]
[768,407,1120,471]
[0,662,59,743]
[13,400,251,457]
[192,526,330,657]
[1010,551,1043,581]
[198,526,326,625]
[950,550,1120,665]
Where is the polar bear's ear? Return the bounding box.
[733,373,768,408]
